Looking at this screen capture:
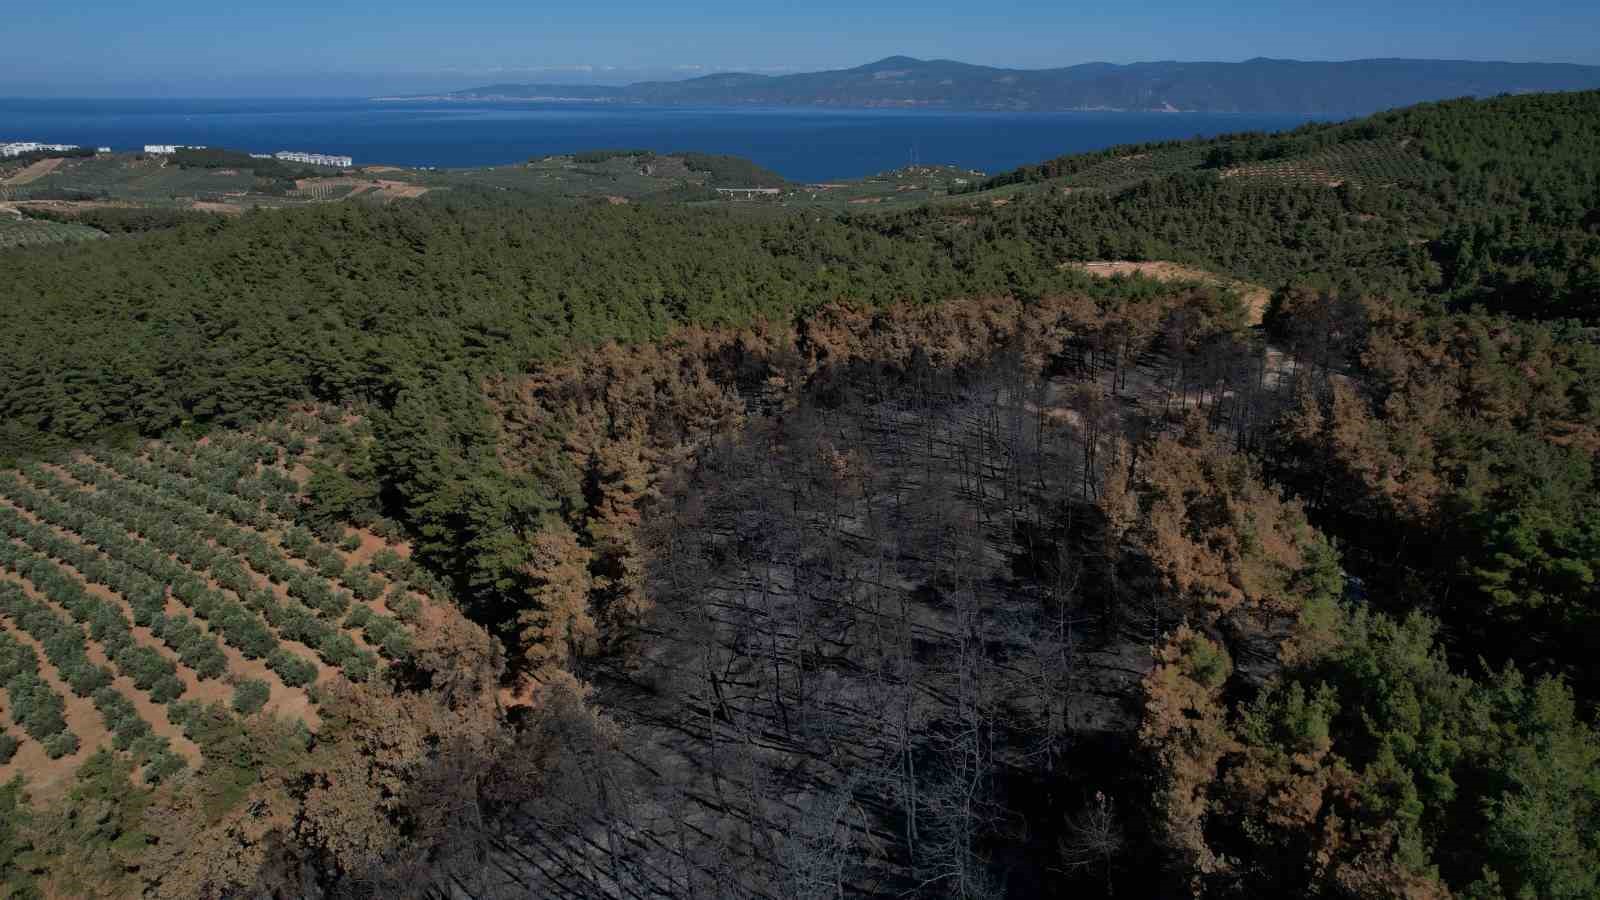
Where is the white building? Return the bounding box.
[274,150,354,168]
[1,141,79,158]
[143,144,206,155]
[714,187,782,199]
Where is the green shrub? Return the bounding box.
[317,631,359,666]
[282,527,313,556]
[370,548,406,575]
[346,569,382,602]
[142,749,186,785]
[344,605,374,630]
[150,675,185,704]
[43,731,79,759]
[315,553,345,580]
[377,628,413,660]
[267,649,317,687]
[389,593,422,626]
[231,679,270,715]
[110,716,151,751]
[341,651,377,683]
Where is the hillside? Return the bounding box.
[1,89,1599,897]
[434,55,1600,113]
[945,90,1600,319]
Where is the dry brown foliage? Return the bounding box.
[1139,626,1237,889]
[517,520,597,672]
[1106,417,1323,623]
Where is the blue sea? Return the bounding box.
[0,98,1319,181]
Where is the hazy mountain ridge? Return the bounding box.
[419,55,1600,113]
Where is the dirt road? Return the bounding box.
[3,157,65,185]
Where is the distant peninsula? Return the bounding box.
[378,55,1600,115]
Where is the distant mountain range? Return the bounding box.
[390,56,1600,115]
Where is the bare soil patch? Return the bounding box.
[293,176,344,191]
[1066,260,1273,325]
[328,528,422,619]
[11,199,138,215]
[189,201,246,215]
[346,529,395,566]
[373,180,428,200]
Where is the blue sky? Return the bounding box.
[5,0,1598,96]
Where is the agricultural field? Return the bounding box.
[1053,145,1211,192]
[947,138,1451,203]
[390,153,695,200]
[371,155,978,211]
[0,154,357,212]
[0,155,253,204]
[1219,139,1451,187]
[0,214,106,248]
[0,415,450,800]
[372,153,722,204]
[774,164,980,212]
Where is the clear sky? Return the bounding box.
[5,0,1598,97]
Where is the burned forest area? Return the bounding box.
[477,287,1333,898]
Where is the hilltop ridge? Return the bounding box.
[413,55,1600,113]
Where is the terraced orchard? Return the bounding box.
[1218,139,1451,187]
[0,425,449,797]
[1056,145,1210,192]
[0,214,107,248]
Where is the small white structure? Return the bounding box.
[143,144,206,155]
[96,147,112,153]
[274,150,353,168]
